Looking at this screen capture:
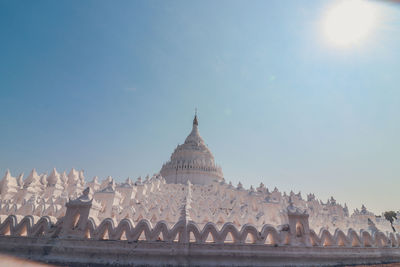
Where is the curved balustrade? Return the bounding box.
[0,214,399,249]
[0,215,57,237]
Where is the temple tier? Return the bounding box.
[160,114,223,185]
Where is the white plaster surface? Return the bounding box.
[0,115,399,266]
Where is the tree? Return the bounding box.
[384,211,397,232]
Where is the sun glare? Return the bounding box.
[323,0,378,47]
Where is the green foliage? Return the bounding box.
[384,211,397,223]
[384,211,397,232]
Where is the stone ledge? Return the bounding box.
[1,236,400,266]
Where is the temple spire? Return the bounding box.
[193,108,198,126]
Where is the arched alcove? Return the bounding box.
[244,232,256,244]
[17,223,28,237]
[296,221,304,237]
[120,231,128,241]
[265,233,275,245]
[224,231,235,243]
[72,213,80,230]
[205,232,215,243]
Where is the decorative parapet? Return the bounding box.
[0,188,398,249]
[0,213,398,248]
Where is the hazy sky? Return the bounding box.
[1,0,399,214]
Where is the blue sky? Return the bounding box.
[1,0,399,214]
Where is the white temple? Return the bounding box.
[1,114,400,266]
[160,113,223,185]
[0,114,397,234]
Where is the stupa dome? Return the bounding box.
[160,113,223,185]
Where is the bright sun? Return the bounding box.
[323,0,378,47]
